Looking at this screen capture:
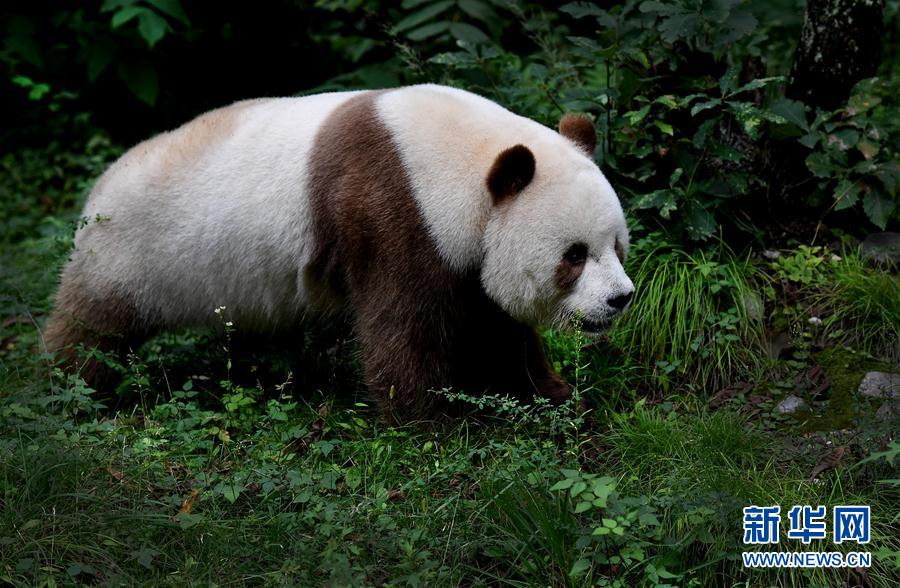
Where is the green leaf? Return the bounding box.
[175,512,202,529]
[833,179,861,211]
[574,500,593,513]
[798,132,820,148]
[569,558,591,578]
[101,0,136,12]
[138,12,170,48]
[874,161,900,195]
[684,202,716,240]
[117,58,159,105]
[847,81,881,114]
[391,1,454,34]
[550,478,574,491]
[658,14,701,43]
[728,76,783,97]
[571,481,587,497]
[669,167,684,187]
[449,22,489,44]
[566,35,600,52]
[633,190,678,219]
[639,1,685,16]
[28,83,50,101]
[458,0,497,24]
[827,129,860,151]
[727,102,763,139]
[146,0,190,25]
[693,119,715,148]
[654,94,678,109]
[111,6,149,28]
[721,9,758,44]
[406,20,451,41]
[626,104,650,125]
[719,65,740,95]
[863,190,894,230]
[806,152,835,178]
[770,98,809,131]
[221,483,244,503]
[590,476,615,507]
[5,18,43,67]
[85,39,117,81]
[314,439,335,456]
[690,98,720,117]
[654,120,674,135]
[857,139,879,160]
[561,2,612,23]
[133,547,159,570]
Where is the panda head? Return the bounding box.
[480,114,634,334]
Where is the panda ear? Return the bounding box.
[486,144,535,204]
[558,114,596,157]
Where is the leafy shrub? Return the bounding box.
[5,1,898,238]
[802,77,899,229]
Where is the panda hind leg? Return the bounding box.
[44,272,151,394]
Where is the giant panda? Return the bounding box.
[45,84,634,423]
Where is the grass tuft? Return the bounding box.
[612,240,768,392]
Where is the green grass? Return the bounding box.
[2,369,898,586]
[812,251,900,362]
[611,238,769,392]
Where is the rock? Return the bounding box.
[777,394,806,414]
[875,401,898,422]
[858,372,899,399]
[860,232,900,265]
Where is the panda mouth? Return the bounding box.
[579,318,611,334]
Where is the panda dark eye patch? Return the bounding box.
[556,242,587,289]
[563,242,588,265]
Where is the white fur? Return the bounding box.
[378,85,633,330]
[71,84,632,333]
[480,162,633,331]
[75,91,363,329]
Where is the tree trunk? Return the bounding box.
[787,0,885,111]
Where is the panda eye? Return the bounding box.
[563,242,588,265]
[615,239,625,263]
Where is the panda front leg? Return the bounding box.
[354,296,456,424]
[452,300,574,409]
[519,327,574,406]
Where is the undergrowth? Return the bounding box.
[612,235,769,393]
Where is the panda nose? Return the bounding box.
[607,290,633,311]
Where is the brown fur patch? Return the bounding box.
[615,239,625,263]
[305,92,569,423]
[558,113,596,156]
[554,258,585,289]
[486,144,535,203]
[44,268,154,389]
